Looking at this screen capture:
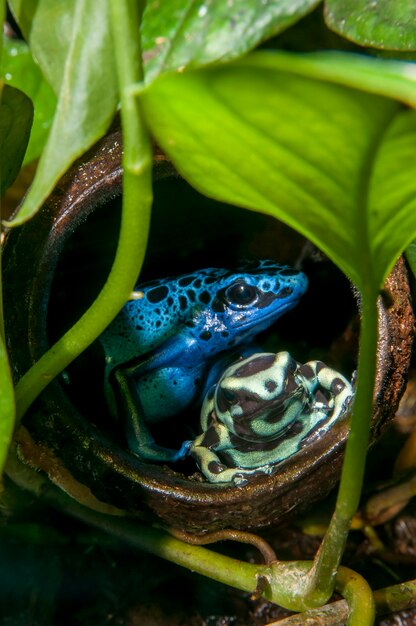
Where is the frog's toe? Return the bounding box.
[233,474,250,486]
[232,466,274,486]
[173,440,193,462]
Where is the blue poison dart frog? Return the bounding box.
[100,261,308,463]
[191,351,353,484]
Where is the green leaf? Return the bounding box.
[8,0,74,93]
[243,50,416,107]
[7,0,117,226]
[0,333,15,476]
[2,36,57,164]
[141,50,416,291]
[369,109,416,284]
[0,83,33,196]
[325,0,416,51]
[141,0,320,83]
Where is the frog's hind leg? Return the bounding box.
[111,368,191,463]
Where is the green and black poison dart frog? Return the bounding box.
[99,261,308,463]
[191,351,354,484]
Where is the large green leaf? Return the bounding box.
[6,0,117,226]
[141,0,320,83]
[0,333,15,476]
[325,0,416,51]
[0,83,33,196]
[141,50,416,291]
[2,36,56,164]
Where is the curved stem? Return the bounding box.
[165,526,277,565]
[13,0,151,422]
[335,566,375,626]
[374,579,416,615]
[267,567,374,626]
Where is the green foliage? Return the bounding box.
[6,0,322,226]
[6,0,118,226]
[325,0,416,50]
[0,83,33,195]
[8,0,76,91]
[2,36,56,164]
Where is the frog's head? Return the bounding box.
[213,352,308,442]
[190,260,308,354]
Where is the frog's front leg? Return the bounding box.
[309,361,354,418]
[112,368,191,463]
[109,333,202,462]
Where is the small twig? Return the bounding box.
[164,526,277,565]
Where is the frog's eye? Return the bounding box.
[225,281,257,306]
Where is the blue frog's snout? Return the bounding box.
[278,268,308,300]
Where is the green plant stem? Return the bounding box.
[303,288,379,604]
[263,288,379,617]
[13,0,151,423]
[268,567,374,625]
[336,290,379,515]
[268,578,416,625]
[374,579,416,615]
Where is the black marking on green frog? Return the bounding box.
[100,261,308,463]
[191,351,354,484]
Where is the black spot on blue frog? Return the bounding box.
[99,260,308,463]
